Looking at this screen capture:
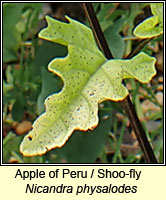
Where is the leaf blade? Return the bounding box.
[133,3,163,38]
[20,16,156,156]
[38,15,104,57]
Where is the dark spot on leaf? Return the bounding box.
[90,92,95,96]
[28,136,32,141]
[154,23,160,28]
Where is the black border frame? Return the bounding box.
[1,1,165,166]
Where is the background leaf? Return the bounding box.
[3,3,24,62]
[34,40,67,114]
[133,3,163,38]
[104,15,127,58]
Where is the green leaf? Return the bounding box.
[20,16,156,156]
[3,3,42,62]
[133,3,163,38]
[3,66,14,95]
[49,110,112,163]
[38,15,104,57]
[35,41,67,114]
[150,3,163,23]
[3,3,24,62]
[12,97,25,121]
[104,15,127,58]
[37,67,62,115]
[3,132,24,163]
[3,132,44,163]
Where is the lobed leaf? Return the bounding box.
[133,3,163,38]
[38,15,104,58]
[20,16,156,156]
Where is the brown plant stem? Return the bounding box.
[83,3,158,163]
[127,38,153,59]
